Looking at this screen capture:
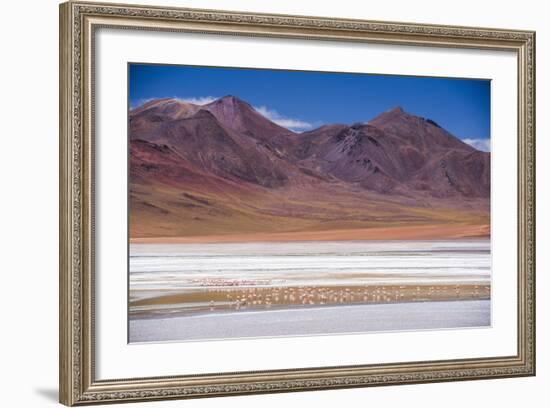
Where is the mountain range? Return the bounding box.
[129,95,490,239]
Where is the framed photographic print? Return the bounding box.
[59,1,536,405]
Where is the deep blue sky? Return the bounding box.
[129,63,490,149]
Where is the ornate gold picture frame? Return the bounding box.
[59,1,535,405]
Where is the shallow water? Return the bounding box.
[129,239,490,342]
[129,300,491,343]
[130,239,490,296]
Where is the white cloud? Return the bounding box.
[131,96,219,109]
[131,97,315,132]
[175,96,219,105]
[253,106,313,132]
[462,138,491,152]
[131,97,156,109]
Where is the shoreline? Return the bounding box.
[130,282,491,319]
[130,223,490,244]
[130,297,490,321]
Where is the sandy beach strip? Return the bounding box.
[129,282,490,319]
[130,223,490,244]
